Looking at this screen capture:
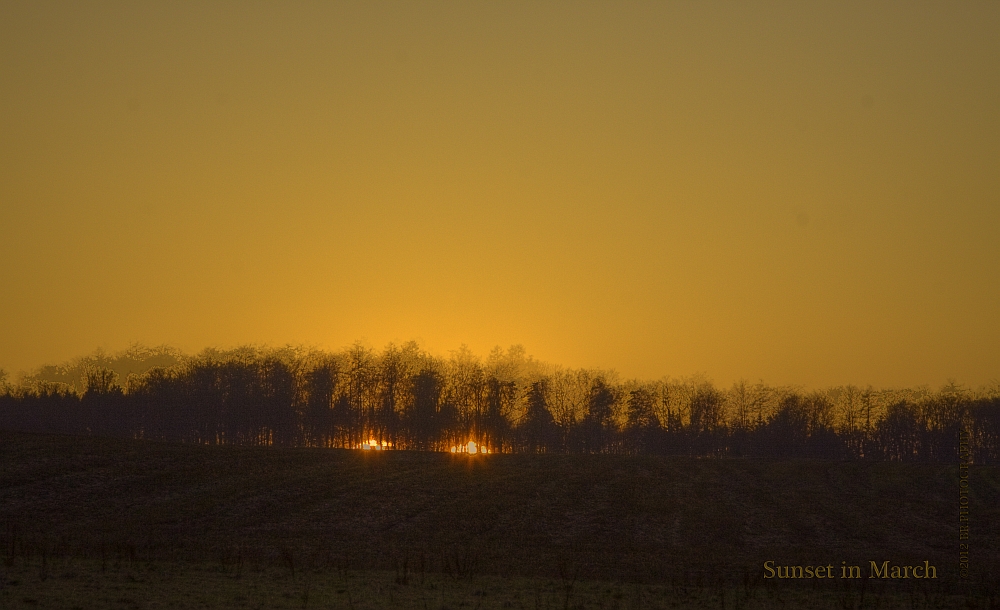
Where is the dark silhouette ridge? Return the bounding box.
[1,343,998,462]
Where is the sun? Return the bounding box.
[450,441,491,455]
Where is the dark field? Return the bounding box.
[2,431,998,608]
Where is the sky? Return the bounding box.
[1,1,998,389]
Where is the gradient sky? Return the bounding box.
[2,1,998,388]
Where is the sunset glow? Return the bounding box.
[1,3,997,389]
[450,442,490,455]
[2,7,996,605]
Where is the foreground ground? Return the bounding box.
[0,559,990,610]
[1,431,997,607]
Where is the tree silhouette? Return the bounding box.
[581,378,616,453]
[876,401,921,461]
[625,387,660,455]
[408,369,443,451]
[303,361,337,447]
[483,376,515,453]
[1,343,997,463]
[521,380,557,453]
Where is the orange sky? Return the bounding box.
[2,2,998,388]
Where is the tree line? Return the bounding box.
[1,343,998,463]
